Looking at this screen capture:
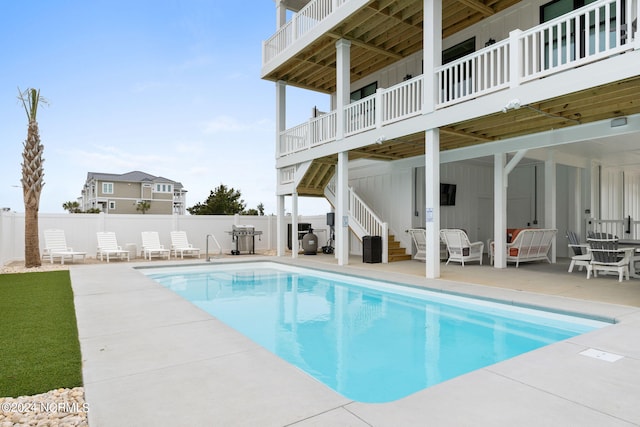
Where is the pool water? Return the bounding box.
[142,262,608,403]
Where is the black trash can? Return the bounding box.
[363,235,382,263]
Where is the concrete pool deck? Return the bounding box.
[70,255,640,426]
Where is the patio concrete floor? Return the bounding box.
[70,254,640,426]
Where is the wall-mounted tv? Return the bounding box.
[440,183,457,206]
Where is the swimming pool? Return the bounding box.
[141,262,609,403]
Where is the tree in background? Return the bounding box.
[62,201,82,213]
[242,203,265,215]
[18,88,47,268]
[136,200,150,214]
[188,184,246,215]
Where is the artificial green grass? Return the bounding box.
[0,270,82,397]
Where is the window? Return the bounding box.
[540,0,618,66]
[441,38,476,102]
[108,201,116,210]
[102,182,114,194]
[155,183,173,193]
[442,37,475,64]
[350,82,377,102]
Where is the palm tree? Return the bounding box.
[62,201,81,213]
[136,200,151,214]
[18,88,47,268]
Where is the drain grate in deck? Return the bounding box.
[579,348,624,362]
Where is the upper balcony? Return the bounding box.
[273,0,640,167]
[262,0,522,93]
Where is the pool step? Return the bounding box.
[388,234,412,262]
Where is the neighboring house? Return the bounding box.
[80,171,187,215]
[261,0,640,277]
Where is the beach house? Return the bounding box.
[261,0,640,278]
[80,171,187,215]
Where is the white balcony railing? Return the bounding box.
[382,75,423,124]
[591,218,640,240]
[280,166,297,185]
[275,0,637,159]
[344,95,376,137]
[263,0,347,63]
[519,0,634,83]
[309,111,337,147]
[436,39,510,107]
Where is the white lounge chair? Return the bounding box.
[440,229,484,266]
[407,228,426,262]
[141,231,170,260]
[42,229,86,264]
[96,232,130,262]
[170,231,200,259]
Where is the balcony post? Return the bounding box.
[276,80,286,158]
[509,29,523,88]
[335,39,351,140]
[375,88,383,128]
[423,0,442,113]
[275,0,286,29]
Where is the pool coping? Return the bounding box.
[70,257,640,426]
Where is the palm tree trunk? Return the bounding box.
[24,207,40,268]
[22,119,44,268]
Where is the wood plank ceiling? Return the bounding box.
[264,1,640,196]
[265,0,521,93]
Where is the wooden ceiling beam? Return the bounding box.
[456,0,495,17]
[326,33,403,60]
[440,127,495,142]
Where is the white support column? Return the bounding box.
[275,0,286,29]
[590,160,600,225]
[291,192,299,258]
[569,167,583,239]
[336,151,349,265]
[545,152,557,262]
[423,0,442,113]
[335,38,351,266]
[335,39,351,140]
[276,80,286,158]
[425,129,440,279]
[277,195,286,256]
[494,154,507,268]
[275,79,287,258]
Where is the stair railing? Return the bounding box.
[324,178,388,263]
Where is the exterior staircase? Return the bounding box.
[324,178,411,262]
[388,234,412,262]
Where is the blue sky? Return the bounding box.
[0,1,330,215]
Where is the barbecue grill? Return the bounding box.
[226,225,262,255]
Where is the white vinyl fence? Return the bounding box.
[0,212,331,266]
